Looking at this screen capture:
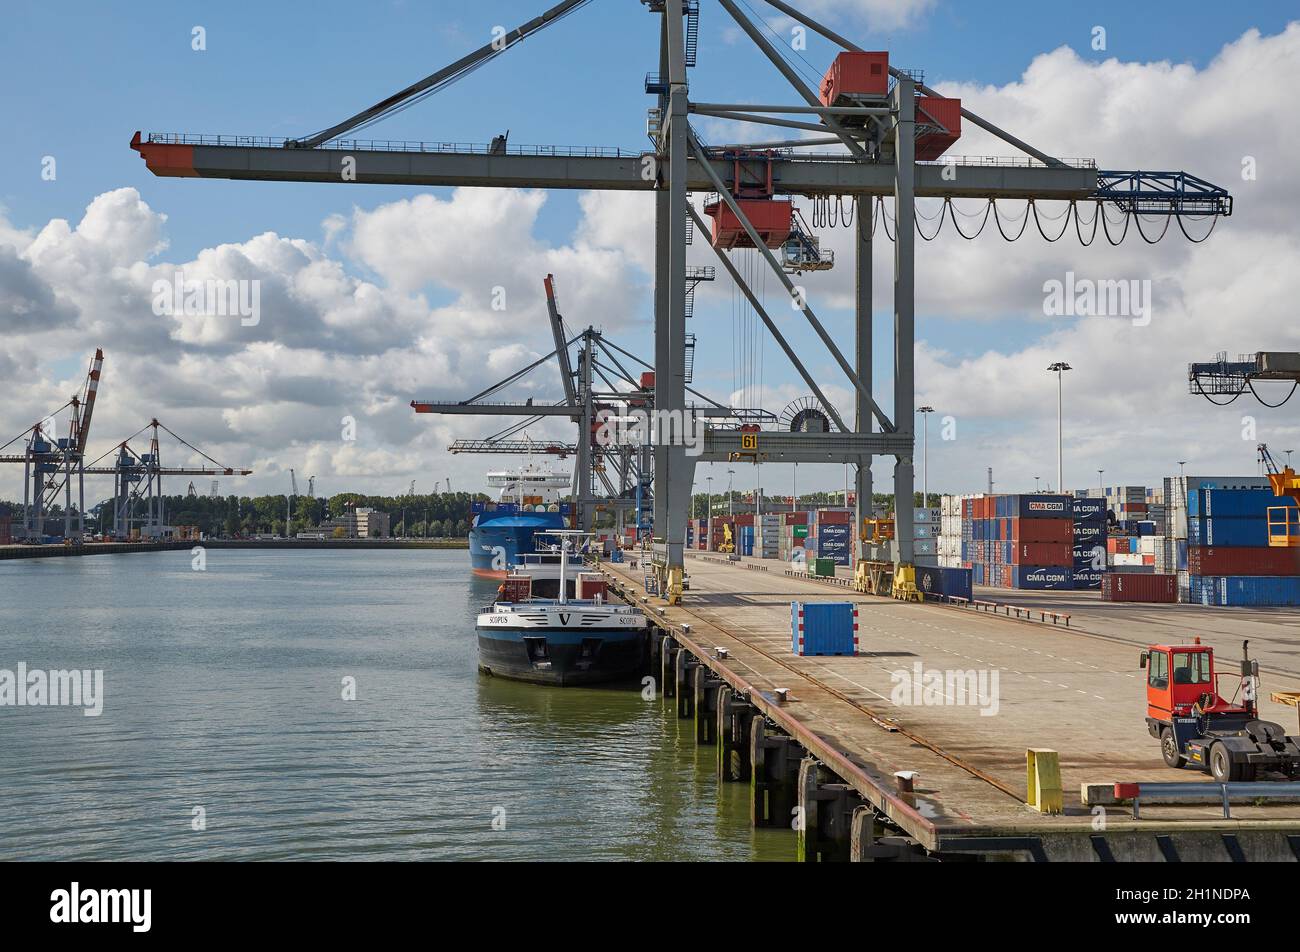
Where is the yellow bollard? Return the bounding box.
[1026,748,1063,815]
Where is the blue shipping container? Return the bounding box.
[915,566,974,602]
[1189,488,1285,520]
[1011,566,1074,590]
[1190,575,1300,607]
[1073,523,1107,544]
[791,602,858,656]
[1071,498,1107,522]
[1189,517,1269,548]
[1073,568,1104,588]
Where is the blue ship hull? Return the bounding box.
[469,511,567,578]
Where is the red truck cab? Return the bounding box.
[1144,640,1251,723]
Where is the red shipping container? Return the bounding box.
[705,198,793,250]
[500,575,532,603]
[576,573,609,601]
[1102,573,1177,603]
[735,514,755,527]
[914,96,962,160]
[784,512,810,525]
[1013,542,1072,566]
[1188,546,1300,576]
[815,509,852,524]
[1011,517,1072,544]
[819,51,889,106]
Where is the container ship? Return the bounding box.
[469,463,573,579]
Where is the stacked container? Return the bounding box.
[964,495,1074,589]
[1183,487,1300,606]
[756,513,781,559]
[913,506,940,567]
[1071,496,1107,589]
[811,509,853,566]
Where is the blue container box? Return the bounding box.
[1072,568,1104,588]
[1189,488,1288,520]
[1073,522,1107,544]
[1189,517,1269,547]
[1191,575,1300,607]
[915,566,974,602]
[1011,566,1074,590]
[791,602,858,656]
[1071,499,1107,522]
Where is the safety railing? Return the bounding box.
[146,133,640,158]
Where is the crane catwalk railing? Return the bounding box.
[144,132,639,158]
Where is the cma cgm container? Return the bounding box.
[997,494,1071,519]
[1073,568,1104,589]
[816,523,852,566]
[1072,498,1106,522]
[1187,546,1300,577]
[1102,573,1177,603]
[1010,566,1073,590]
[915,565,974,602]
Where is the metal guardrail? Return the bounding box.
[1114,781,1300,819]
[146,133,639,158]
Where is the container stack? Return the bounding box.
[913,506,940,567]
[1071,497,1107,589]
[777,512,810,561]
[965,494,1074,590]
[1186,487,1300,606]
[1164,474,1271,600]
[810,509,853,566]
[756,513,781,559]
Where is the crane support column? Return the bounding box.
[854,194,873,560]
[652,0,692,603]
[892,76,916,568]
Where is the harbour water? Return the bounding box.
[0,549,793,861]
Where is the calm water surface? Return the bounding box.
[0,549,794,861]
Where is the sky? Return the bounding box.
[2,0,1299,506]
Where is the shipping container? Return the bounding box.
[915,565,974,602]
[1187,545,1300,577]
[1011,517,1073,544]
[791,602,858,656]
[1010,566,1074,590]
[1190,575,1300,607]
[1102,573,1176,602]
[1072,568,1104,589]
[1013,542,1072,567]
[1071,498,1107,522]
[1188,517,1269,548]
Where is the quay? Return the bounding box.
[600,552,1300,862]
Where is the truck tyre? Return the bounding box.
[1160,727,1185,768]
[1209,743,1241,783]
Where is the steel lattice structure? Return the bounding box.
[130,0,1233,602]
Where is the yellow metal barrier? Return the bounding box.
[1026,748,1063,815]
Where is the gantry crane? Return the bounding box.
[80,419,253,541]
[0,348,103,541]
[130,0,1233,603]
[1190,352,1300,407]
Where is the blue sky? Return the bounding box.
[3,1,1299,500]
[4,0,1292,258]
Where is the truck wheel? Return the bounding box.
[1209,743,1240,783]
[1160,728,1185,768]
